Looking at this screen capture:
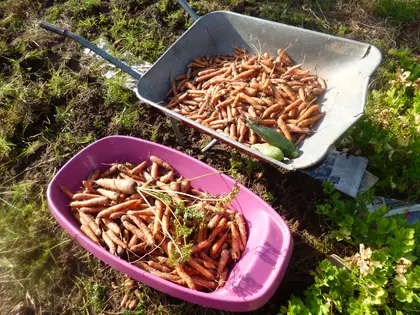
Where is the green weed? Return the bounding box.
[376,0,420,23]
[0,137,14,160]
[103,74,133,106]
[45,5,61,22]
[112,106,139,130]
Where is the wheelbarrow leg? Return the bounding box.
[169,117,185,146]
[201,139,219,153]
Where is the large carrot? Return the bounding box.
[148,261,172,273]
[296,104,320,123]
[106,230,127,249]
[187,258,215,280]
[277,117,292,141]
[138,262,183,284]
[210,232,229,258]
[97,200,138,219]
[102,218,121,235]
[95,178,137,194]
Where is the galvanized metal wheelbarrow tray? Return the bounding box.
[40,0,382,170]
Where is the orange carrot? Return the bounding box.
[277,117,292,141]
[156,181,182,204]
[287,124,310,133]
[130,242,147,253]
[148,261,172,273]
[262,103,283,118]
[296,104,320,123]
[95,178,137,194]
[217,249,231,276]
[208,217,228,240]
[97,188,120,201]
[151,162,159,179]
[138,262,183,284]
[60,185,74,199]
[191,277,218,290]
[200,252,218,266]
[229,222,240,260]
[283,98,303,113]
[187,258,214,280]
[235,212,247,249]
[192,239,213,254]
[153,200,164,236]
[109,210,129,219]
[106,230,127,249]
[128,235,139,248]
[79,206,106,213]
[162,205,171,235]
[159,171,175,184]
[218,268,229,287]
[297,112,325,127]
[79,212,101,236]
[97,200,138,219]
[210,232,228,258]
[81,224,100,244]
[82,180,98,194]
[128,215,156,247]
[176,265,196,289]
[232,69,254,81]
[72,193,102,201]
[102,217,121,235]
[127,207,156,216]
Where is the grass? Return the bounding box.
[0,0,419,313]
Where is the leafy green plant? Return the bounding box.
[337,49,420,200]
[282,182,420,314]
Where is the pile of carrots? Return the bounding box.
[61,156,247,292]
[165,46,326,146]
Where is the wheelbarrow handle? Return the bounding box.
[39,21,142,80]
[177,0,199,21]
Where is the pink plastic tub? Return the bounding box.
[47,136,292,312]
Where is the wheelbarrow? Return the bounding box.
[40,0,382,170]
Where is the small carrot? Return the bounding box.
[120,294,129,308]
[298,112,325,127]
[159,171,175,184]
[130,242,147,253]
[162,205,171,235]
[79,206,106,213]
[128,235,139,248]
[262,103,283,119]
[283,98,303,113]
[138,262,183,284]
[95,178,137,194]
[235,212,247,249]
[128,299,138,310]
[106,230,127,249]
[180,180,191,193]
[72,193,102,201]
[229,222,240,260]
[151,162,159,179]
[97,200,138,219]
[208,217,228,240]
[156,181,182,204]
[192,239,213,254]
[130,161,147,175]
[191,277,218,290]
[210,232,229,258]
[200,252,218,266]
[82,180,98,194]
[109,210,129,219]
[127,207,156,216]
[81,224,100,244]
[277,117,293,141]
[296,104,320,123]
[128,215,156,247]
[218,268,229,287]
[217,249,231,276]
[60,185,74,199]
[176,265,196,289]
[148,261,172,273]
[207,210,225,229]
[79,212,101,237]
[287,124,310,133]
[102,217,121,235]
[153,199,164,236]
[187,258,215,280]
[97,188,120,201]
